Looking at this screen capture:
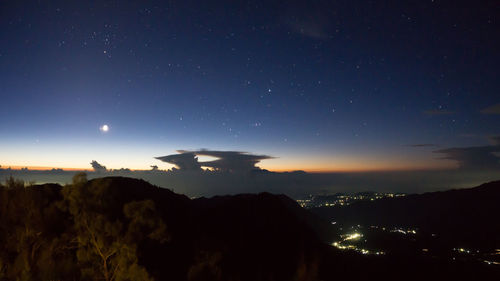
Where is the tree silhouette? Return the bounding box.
[0,177,77,280]
[62,175,168,281]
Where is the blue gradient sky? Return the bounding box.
[0,1,498,172]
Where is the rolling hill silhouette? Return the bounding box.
[1,176,499,280]
[311,180,500,250]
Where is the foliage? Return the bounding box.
[0,177,77,280]
[61,175,168,281]
[0,175,169,281]
[1,176,499,280]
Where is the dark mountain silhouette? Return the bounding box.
[1,176,499,280]
[311,180,500,250]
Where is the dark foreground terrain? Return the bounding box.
[0,175,498,280]
[312,180,500,249]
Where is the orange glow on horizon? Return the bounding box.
[267,166,454,173]
[257,157,456,173]
[1,161,456,173]
[2,165,91,171]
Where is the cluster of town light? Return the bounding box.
[296,193,406,208]
[369,225,418,235]
[331,226,500,266]
[343,232,362,241]
[452,248,500,265]
[331,232,385,256]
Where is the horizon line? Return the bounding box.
[0,165,457,174]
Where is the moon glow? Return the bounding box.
[100,124,109,132]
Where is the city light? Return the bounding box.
[343,232,362,241]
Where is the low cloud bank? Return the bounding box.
[2,144,499,198]
[481,103,500,115]
[156,150,273,172]
[1,167,498,199]
[433,136,500,170]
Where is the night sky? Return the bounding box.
[1,1,499,172]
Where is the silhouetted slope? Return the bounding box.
[79,177,196,280]
[83,177,193,231]
[191,193,324,280]
[311,180,500,249]
[90,178,333,281]
[2,176,499,281]
[194,192,336,241]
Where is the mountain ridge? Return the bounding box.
[311,180,500,249]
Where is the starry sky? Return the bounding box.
[0,0,499,172]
